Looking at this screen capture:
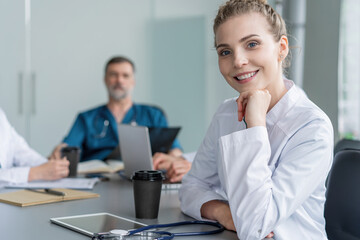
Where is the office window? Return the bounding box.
[338,0,360,139]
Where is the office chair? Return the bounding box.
[333,138,360,155]
[325,149,360,240]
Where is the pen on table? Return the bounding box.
[44,188,66,196]
[26,188,65,196]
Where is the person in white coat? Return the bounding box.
[179,0,334,239]
[0,108,69,183]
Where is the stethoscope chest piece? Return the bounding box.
[123,231,162,240]
[94,117,109,139]
[94,230,163,240]
[110,229,129,236]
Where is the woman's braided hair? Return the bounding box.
[214,0,290,67]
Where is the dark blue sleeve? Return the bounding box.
[63,114,86,148]
[171,138,182,150]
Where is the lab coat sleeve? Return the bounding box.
[63,114,86,147]
[0,116,47,183]
[179,119,226,220]
[182,151,196,162]
[12,130,48,168]
[219,119,333,239]
[0,167,31,183]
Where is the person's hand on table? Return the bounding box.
[166,158,191,182]
[28,157,69,181]
[153,152,191,182]
[153,152,176,170]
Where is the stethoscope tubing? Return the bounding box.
[127,220,225,238]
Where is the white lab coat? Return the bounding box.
[0,108,47,183]
[179,80,333,240]
[182,151,196,162]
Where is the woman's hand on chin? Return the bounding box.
[236,89,271,128]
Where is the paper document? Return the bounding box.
[77,159,124,174]
[5,178,99,190]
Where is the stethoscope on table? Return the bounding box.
[94,109,137,138]
[92,220,225,240]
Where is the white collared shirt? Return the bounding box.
[179,80,333,240]
[0,108,47,183]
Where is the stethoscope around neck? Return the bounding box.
[93,109,137,138]
[92,220,225,240]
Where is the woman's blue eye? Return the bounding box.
[220,50,230,56]
[248,42,258,48]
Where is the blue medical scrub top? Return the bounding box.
[63,104,182,162]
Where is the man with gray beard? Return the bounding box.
[50,56,183,162]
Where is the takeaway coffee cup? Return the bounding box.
[132,170,164,219]
[60,146,81,177]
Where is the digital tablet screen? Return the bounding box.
[149,127,181,154]
[50,213,146,237]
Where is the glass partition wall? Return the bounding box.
[0,0,312,155]
[0,0,229,155]
[338,0,360,140]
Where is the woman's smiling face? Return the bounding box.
[215,12,286,94]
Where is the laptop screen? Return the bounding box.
[118,124,153,179]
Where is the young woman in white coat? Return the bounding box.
[179,0,333,239]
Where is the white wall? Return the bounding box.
[30,0,156,155]
[1,0,342,155]
[1,0,238,155]
[0,1,26,135]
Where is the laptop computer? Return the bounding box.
[118,124,154,179]
[118,124,182,189]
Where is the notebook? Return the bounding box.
[0,188,99,207]
[117,124,182,189]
